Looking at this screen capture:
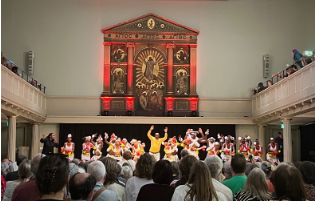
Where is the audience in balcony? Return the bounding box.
[11,66,22,77]
[292,49,306,68]
[6,60,14,70]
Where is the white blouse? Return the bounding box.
[125,176,153,201]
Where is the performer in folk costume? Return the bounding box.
[130,139,145,162]
[238,136,251,161]
[147,125,168,161]
[163,137,179,162]
[61,134,75,160]
[90,133,104,161]
[266,137,279,163]
[182,138,206,160]
[105,133,123,161]
[121,138,132,153]
[217,134,225,148]
[206,137,216,152]
[245,135,252,148]
[221,136,235,162]
[183,128,206,144]
[81,136,94,161]
[252,139,263,161]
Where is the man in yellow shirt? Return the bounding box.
[147,125,168,161]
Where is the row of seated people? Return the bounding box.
[1,150,314,201]
[1,53,44,92]
[253,49,314,95]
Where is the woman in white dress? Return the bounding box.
[62,134,75,161]
[81,136,94,161]
[221,137,235,162]
[163,138,179,162]
[266,137,279,162]
[238,137,250,161]
[131,139,145,162]
[3,160,32,201]
[252,139,263,161]
[91,134,104,161]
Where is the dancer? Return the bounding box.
[40,133,59,155]
[130,139,145,162]
[91,134,104,161]
[147,125,168,161]
[221,136,235,162]
[62,134,75,160]
[105,134,123,160]
[81,136,94,161]
[266,137,279,163]
[252,139,263,162]
[163,137,179,162]
[238,137,250,161]
[245,135,252,148]
[206,137,216,152]
[121,138,132,153]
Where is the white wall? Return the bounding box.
[1,0,315,98]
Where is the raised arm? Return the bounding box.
[147,125,154,141]
[197,128,205,143]
[91,134,96,145]
[104,133,111,145]
[40,134,46,143]
[161,127,168,141]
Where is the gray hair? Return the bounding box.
[31,153,44,175]
[1,162,9,175]
[69,162,79,177]
[122,165,133,180]
[255,162,262,168]
[245,163,259,176]
[223,160,232,179]
[244,168,271,200]
[204,155,223,178]
[87,161,106,181]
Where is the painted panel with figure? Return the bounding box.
[175,67,189,95]
[111,66,126,95]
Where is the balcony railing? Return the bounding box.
[252,62,315,122]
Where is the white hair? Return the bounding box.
[87,161,106,181]
[122,165,133,180]
[204,155,223,178]
[31,153,44,175]
[69,162,79,177]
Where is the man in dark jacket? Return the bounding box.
[275,132,284,162]
[40,133,59,154]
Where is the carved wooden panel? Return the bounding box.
[112,101,124,110]
[174,46,190,64]
[176,101,188,111]
[110,66,127,95]
[174,67,189,95]
[111,45,127,62]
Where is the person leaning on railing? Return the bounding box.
[11,66,22,77]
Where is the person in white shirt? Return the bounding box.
[125,153,155,201]
[204,155,233,201]
[171,161,226,201]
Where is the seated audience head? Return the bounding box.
[223,159,232,179]
[121,164,133,180]
[270,164,306,201]
[258,82,264,88]
[69,173,96,201]
[123,150,133,160]
[179,155,198,182]
[99,157,118,185]
[180,149,189,159]
[152,160,173,185]
[6,60,14,69]
[185,161,218,201]
[69,162,79,178]
[255,162,262,168]
[261,161,272,179]
[170,161,180,179]
[87,160,106,183]
[84,161,92,172]
[36,154,69,199]
[12,66,18,73]
[204,155,222,179]
[1,162,9,176]
[17,155,27,166]
[135,153,155,180]
[293,161,303,168]
[116,162,123,176]
[298,161,315,185]
[18,159,32,183]
[267,80,273,87]
[231,153,246,175]
[32,153,45,176]
[71,159,80,165]
[244,168,272,200]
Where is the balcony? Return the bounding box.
[1,65,46,122]
[252,62,315,123]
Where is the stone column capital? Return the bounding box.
[257,124,267,127]
[281,117,293,121]
[126,43,135,48]
[8,116,17,118]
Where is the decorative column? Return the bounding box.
[126,43,135,95]
[31,123,39,158]
[189,44,197,95]
[103,42,111,95]
[283,117,293,162]
[166,44,175,95]
[7,116,17,162]
[258,124,266,160]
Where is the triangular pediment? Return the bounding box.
[101,13,199,35]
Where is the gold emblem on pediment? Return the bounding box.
[147,18,155,29]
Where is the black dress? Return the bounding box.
[40,138,59,154]
[137,183,175,201]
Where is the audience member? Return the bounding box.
[11,153,43,201]
[305,58,312,65]
[171,155,197,187]
[245,163,258,176]
[121,164,133,180]
[3,159,32,201]
[222,153,247,197]
[270,164,306,201]
[204,155,233,201]
[170,161,180,184]
[36,154,69,200]
[1,175,6,200]
[6,60,14,70]
[116,163,127,186]
[298,161,315,201]
[1,162,9,179]
[78,161,86,173]
[69,162,79,177]
[180,149,189,159]
[257,82,266,93]
[137,160,175,201]
[69,173,96,201]
[84,160,92,172]
[234,168,272,201]
[172,161,225,201]
[100,157,126,201]
[223,159,232,181]
[87,160,118,201]
[126,153,154,201]
[261,161,274,193]
[267,80,273,87]
[5,155,27,181]
[119,151,136,171]
[11,66,21,77]
[293,161,302,168]
[292,49,306,68]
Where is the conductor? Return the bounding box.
[40,133,59,154]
